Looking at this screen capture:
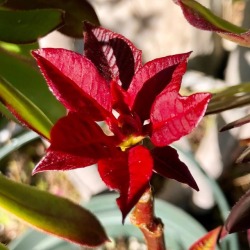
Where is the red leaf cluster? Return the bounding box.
[32,23,211,220]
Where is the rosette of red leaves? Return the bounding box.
[32,23,211,221]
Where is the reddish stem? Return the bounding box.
[130,188,166,250]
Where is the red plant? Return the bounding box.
[32,23,211,220]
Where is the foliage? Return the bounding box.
[0,0,250,249]
[174,0,250,238]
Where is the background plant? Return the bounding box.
[0,0,250,249]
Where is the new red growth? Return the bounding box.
[32,22,211,220]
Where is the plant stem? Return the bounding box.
[130,187,166,250]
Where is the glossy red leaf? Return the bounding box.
[98,145,153,221]
[174,0,250,47]
[110,80,130,114]
[84,22,142,90]
[33,112,116,174]
[189,226,221,250]
[32,49,111,120]
[225,189,250,233]
[128,52,190,121]
[152,146,198,190]
[151,88,211,146]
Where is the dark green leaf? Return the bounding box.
[0,174,108,247]
[0,48,65,123]
[3,0,100,38]
[0,41,38,57]
[0,9,64,44]
[206,83,250,115]
[0,76,52,139]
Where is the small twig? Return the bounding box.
[130,188,166,250]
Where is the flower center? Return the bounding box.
[119,135,144,151]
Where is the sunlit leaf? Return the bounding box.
[129,52,191,121]
[32,48,111,120]
[0,76,52,139]
[0,48,65,123]
[0,9,64,44]
[174,0,250,47]
[226,190,250,233]
[0,41,38,57]
[0,174,108,247]
[189,226,221,250]
[3,0,100,38]
[151,89,211,147]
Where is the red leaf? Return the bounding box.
[98,145,153,221]
[174,0,250,47]
[32,49,111,120]
[110,80,130,114]
[127,52,191,121]
[151,89,211,146]
[33,150,97,174]
[226,189,250,233]
[189,226,221,250]
[33,112,116,173]
[84,22,142,90]
[152,146,198,190]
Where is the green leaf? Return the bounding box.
[175,0,250,47]
[0,41,38,57]
[3,0,100,38]
[0,76,52,139]
[0,131,39,160]
[0,48,65,123]
[0,243,8,250]
[0,174,108,247]
[206,83,250,115]
[0,9,64,44]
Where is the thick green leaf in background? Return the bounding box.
[0,48,65,124]
[3,0,100,38]
[0,76,52,139]
[0,9,64,44]
[206,83,250,115]
[0,174,108,247]
[174,0,250,47]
